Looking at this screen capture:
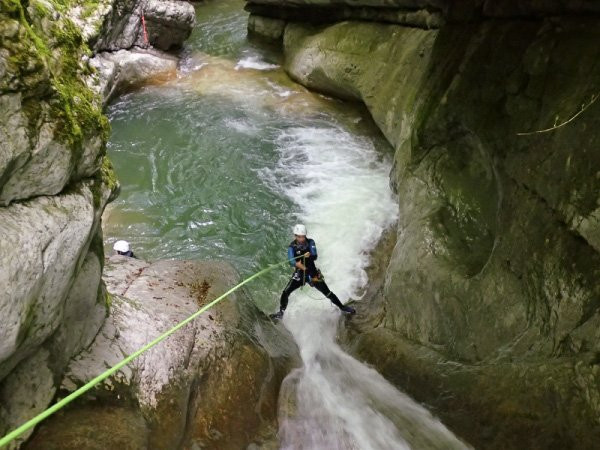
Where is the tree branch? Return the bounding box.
[517,93,599,136]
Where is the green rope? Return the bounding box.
[0,255,302,448]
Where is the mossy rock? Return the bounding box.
[0,0,111,204]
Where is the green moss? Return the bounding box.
[77,0,101,19]
[32,0,49,17]
[96,282,112,315]
[48,13,109,155]
[2,0,109,164]
[101,153,118,193]
[102,154,118,185]
[105,291,112,312]
[10,0,51,57]
[88,154,118,207]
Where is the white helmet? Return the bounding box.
[113,240,131,253]
[293,224,307,236]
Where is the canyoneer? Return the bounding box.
[113,240,136,258]
[270,224,356,320]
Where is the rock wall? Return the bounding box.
[249,3,600,448]
[246,0,600,30]
[0,0,193,445]
[0,0,117,443]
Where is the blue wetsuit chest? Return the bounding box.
[288,239,318,275]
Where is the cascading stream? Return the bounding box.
[265,128,467,450]
[104,0,469,447]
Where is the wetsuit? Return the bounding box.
[278,238,345,311]
[117,250,136,258]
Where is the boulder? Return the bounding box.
[90,49,178,104]
[248,14,286,41]
[0,179,113,380]
[143,0,196,51]
[25,257,299,449]
[72,0,195,105]
[93,0,196,52]
[0,349,56,449]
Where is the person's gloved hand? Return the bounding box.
[303,252,311,258]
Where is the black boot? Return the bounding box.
[340,305,356,315]
[270,310,284,320]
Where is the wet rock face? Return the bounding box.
[25,257,298,449]
[248,14,287,41]
[479,0,600,17]
[245,0,600,40]
[281,15,600,449]
[92,0,195,52]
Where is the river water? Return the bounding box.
[103,1,469,448]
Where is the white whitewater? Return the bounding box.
[265,125,469,450]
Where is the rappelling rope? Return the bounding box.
[0,254,304,448]
[141,9,149,47]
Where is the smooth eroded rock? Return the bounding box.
[0,180,114,445]
[0,180,112,381]
[90,49,178,104]
[25,257,299,449]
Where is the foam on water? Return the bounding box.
[235,56,280,71]
[264,126,470,449]
[223,117,259,134]
[265,126,395,301]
